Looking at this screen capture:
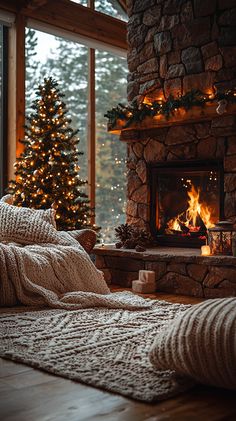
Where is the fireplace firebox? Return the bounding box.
[149,160,224,247]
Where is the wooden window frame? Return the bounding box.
[0,24,8,196]
[0,0,127,217]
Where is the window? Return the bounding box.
[25,28,89,180]
[70,0,88,5]
[95,50,127,242]
[70,0,128,21]
[95,1,127,21]
[0,24,7,197]
[25,27,127,241]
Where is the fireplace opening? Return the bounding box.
[149,160,224,247]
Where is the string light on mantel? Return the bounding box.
[105,88,236,129]
[8,77,95,231]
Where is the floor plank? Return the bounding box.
[0,358,32,378]
[0,291,235,421]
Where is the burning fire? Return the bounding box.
[167,185,215,233]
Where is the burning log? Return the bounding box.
[195,212,207,233]
[177,219,190,234]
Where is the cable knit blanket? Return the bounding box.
[0,232,151,310]
[0,233,149,310]
[0,199,151,310]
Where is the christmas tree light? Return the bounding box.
[8,77,93,231]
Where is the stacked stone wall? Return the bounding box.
[126,117,236,230]
[126,0,236,102]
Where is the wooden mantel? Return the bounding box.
[107,102,236,141]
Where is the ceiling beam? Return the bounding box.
[117,0,127,13]
[22,0,48,10]
[0,0,127,51]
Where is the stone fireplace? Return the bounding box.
[94,0,236,298]
[124,119,236,247]
[124,0,236,244]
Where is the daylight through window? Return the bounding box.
[25,27,127,241]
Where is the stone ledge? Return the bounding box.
[94,245,236,298]
[94,245,236,266]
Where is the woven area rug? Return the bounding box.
[0,299,194,402]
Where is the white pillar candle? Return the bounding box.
[139,270,156,284]
[201,245,211,256]
[132,280,156,294]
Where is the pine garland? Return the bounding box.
[105,89,236,129]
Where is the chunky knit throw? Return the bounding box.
[0,300,193,402]
[149,298,236,391]
[0,230,155,310]
[0,198,156,310]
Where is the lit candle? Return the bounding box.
[201,245,211,256]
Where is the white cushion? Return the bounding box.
[0,201,60,244]
[0,194,13,204]
[149,298,236,390]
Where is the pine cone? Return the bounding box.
[123,239,136,249]
[135,244,146,252]
[115,223,133,242]
[115,242,123,249]
[132,227,152,247]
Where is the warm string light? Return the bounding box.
[106,87,236,129]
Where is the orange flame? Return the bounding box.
[167,185,215,232]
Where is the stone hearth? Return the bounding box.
[94,245,236,298]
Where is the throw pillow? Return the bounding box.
[0,194,13,204]
[0,201,61,244]
[149,297,236,390]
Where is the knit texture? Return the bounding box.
[0,202,59,244]
[0,300,193,402]
[0,194,13,204]
[68,229,97,253]
[149,298,236,390]
[0,227,154,310]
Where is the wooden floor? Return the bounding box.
[0,289,236,421]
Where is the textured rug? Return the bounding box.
[0,299,195,402]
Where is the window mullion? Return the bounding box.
[88,46,96,226]
[8,13,25,180]
[2,25,8,193]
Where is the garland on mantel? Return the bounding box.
[104,89,236,129]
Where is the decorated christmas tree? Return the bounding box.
[8,77,93,231]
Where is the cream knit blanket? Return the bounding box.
[0,233,150,310]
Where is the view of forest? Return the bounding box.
[70,0,127,21]
[25,2,128,242]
